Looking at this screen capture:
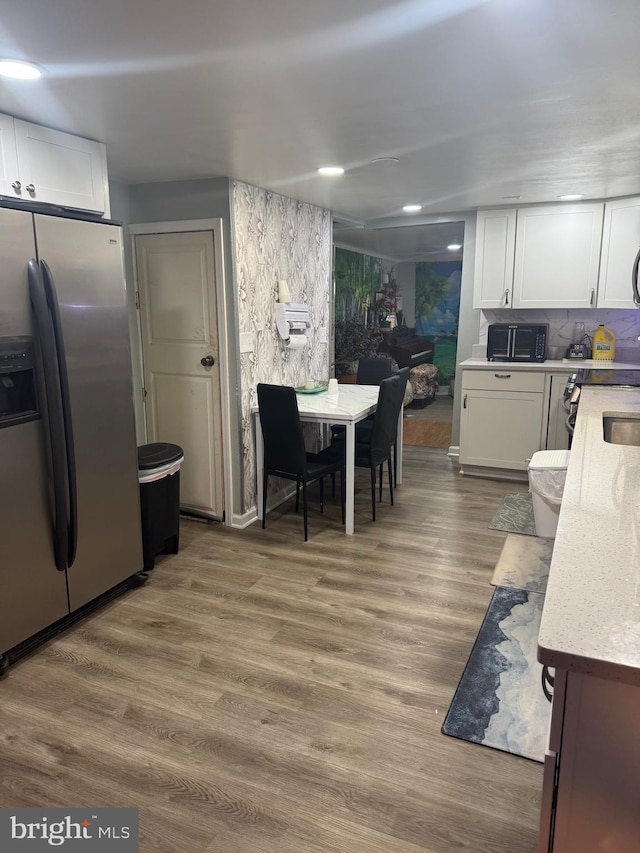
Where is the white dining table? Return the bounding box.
[255,384,403,535]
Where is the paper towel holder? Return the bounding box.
[275,301,310,349]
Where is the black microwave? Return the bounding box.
[487,323,548,362]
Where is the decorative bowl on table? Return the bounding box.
[294,381,329,394]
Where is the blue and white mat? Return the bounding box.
[442,587,549,763]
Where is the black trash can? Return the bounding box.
[138,442,184,570]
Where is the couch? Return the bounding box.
[378,327,434,369]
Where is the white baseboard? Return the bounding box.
[232,484,298,529]
[459,464,528,483]
[231,508,258,529]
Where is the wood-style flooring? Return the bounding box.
[0,447,541,853]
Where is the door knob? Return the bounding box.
[200,355,215,367]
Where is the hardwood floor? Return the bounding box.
[0,447,541,853]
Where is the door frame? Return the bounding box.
[129,219,234,525]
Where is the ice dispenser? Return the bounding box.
[0,336,39,429]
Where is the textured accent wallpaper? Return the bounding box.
[232,180,332,513]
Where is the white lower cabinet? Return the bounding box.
[459,369,545,470]
[539,669,640,853]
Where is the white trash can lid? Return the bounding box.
[528,449,571,470]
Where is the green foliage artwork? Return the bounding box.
[415,260,462,386]
[334,247,383,321]
[415,264,449,320]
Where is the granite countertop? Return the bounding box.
[460,358,640,371]
[538,385,640,685]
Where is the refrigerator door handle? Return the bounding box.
[27,259,69,572]
[632,246,640,306]
[40,260,78,569]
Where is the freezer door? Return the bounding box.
[0,207,69,653]
[34,214,143,611]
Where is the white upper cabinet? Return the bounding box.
[513,203,604,308]
[0,113,20,198]
[473,208,517,308]
[0,114,109,215]
[597,196,640,309]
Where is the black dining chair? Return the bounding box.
[336,365,410,487]
[331,356,394,443]
[328,374,406,521]
[356,356,394,385]
[392,366,411,486]
[257,383,345,541]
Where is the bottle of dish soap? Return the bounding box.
[592,324,616,361]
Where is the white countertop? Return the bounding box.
[460,358,640,371]
[538,385,640,685]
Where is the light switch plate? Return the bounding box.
[239,332,254,353]
[318,326,329,344]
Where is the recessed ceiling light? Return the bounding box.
[317,166,345,176]
[0,59,43,80]
[447,243,462,251]
[402,204,422,213]
[371,157,399,165]
[557,194,584,200]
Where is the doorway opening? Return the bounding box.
[333,221,464,448]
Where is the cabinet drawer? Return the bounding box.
[462,369,545,393]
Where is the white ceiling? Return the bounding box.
[2,0,640,224]
[334,221,465,262]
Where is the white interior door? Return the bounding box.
[136,230,224,519]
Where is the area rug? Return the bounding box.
[490,534,553,594]
[488,492,536,536]
[442,586,549,763]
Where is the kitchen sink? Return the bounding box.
[602,414,640,446]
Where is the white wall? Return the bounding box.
[108,180,146,441]
[451,213,479,449]
[396,262,415,325]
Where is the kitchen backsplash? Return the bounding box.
[480,309,640,360]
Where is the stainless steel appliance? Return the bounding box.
[487,323,548,362]
[564,321,592,360]
[563,373,580,445]
[0,204,144,674]
[562,368,640,446]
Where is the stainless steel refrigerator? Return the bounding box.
[0,204,143,671]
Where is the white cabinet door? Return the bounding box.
[598,196,640,308]
[14,119,109,214]
[0,113,20,199]
[473,208,517,308]
[513,204,604,308]
[460,389,544,469]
